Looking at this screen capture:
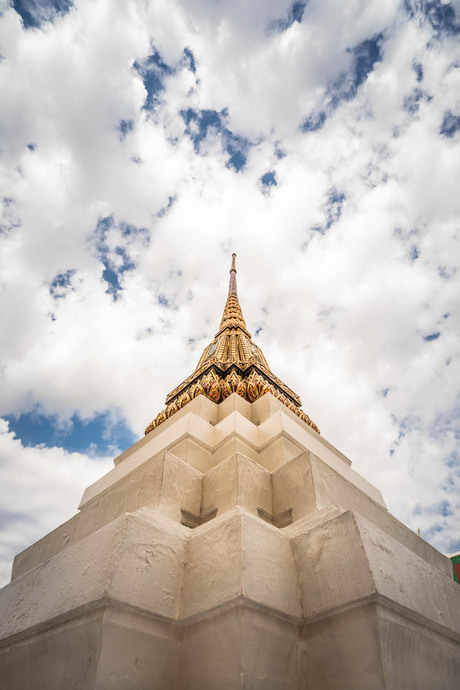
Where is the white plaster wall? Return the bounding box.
[2,392,460,689]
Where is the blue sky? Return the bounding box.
[0,0,459,584]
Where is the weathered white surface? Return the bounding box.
[178,606,299,690]
[260,434,304,471]
[213,412,259,448]
[298,600,460,690]
[252,393,352,466]
[113,394,219,467]
[376,604,460,690]
[357,513,460,632]
[106,509,189,620]
[13,451,201,579]
[217,393,252,422]
[0,609,105,690]
[0,606,182,690]
[80,394,384,510]
[298,603,387,690]
[2,509,189,642]
[94,607,180,690]
[274,450,381,520]
[209,434,260,466]
[81,412,213,505]
[273,451,316,519]
[181,508,301,621]
[260,410,385,504]
[277,452,450,575]
[2,392,460,689]
[167,435,216,472]
[1,518,123,641]
[202,453,272,518]
[291,509,460,632]
[240,511,300,618]
[293,510,376,619]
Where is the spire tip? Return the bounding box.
[228,253,237,294]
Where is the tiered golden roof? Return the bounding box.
[145,254,319,435]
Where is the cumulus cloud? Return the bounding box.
[0,0,459,584]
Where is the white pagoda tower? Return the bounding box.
[0,255,459,689]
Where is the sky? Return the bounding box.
[0,0,459,586]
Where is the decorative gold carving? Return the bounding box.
[236,380,247,398]
[145,255,320,436]
[145,366,320,435]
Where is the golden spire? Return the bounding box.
[229,253,237,293]
[145,254,319,435]
[217,254,248,333]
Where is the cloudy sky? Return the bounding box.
[0,0,459,586]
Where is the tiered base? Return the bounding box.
[1,394,459,689]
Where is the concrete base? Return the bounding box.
[1,394,459,689]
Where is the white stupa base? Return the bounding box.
[1,394,459,689]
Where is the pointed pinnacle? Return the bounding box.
[218,253,247,333]
[229,252,237,295]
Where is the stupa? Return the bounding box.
[0,255,459,689]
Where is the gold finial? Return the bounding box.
[229,253,237,295]
[218,253,246,332]
[417,527,421,537]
